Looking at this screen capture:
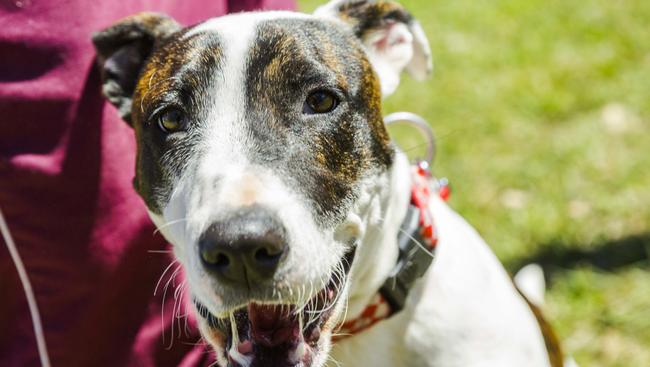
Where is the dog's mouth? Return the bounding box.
[195,249,355,367]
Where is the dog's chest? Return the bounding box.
[330,195,552,367]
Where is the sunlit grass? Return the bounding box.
[300,1,650,365]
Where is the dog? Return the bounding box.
[93,1,567,366]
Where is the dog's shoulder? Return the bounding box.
[401,196,554,366]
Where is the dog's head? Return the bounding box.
[93,1,430,366]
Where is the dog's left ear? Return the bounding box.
[92,13,181,124]
[315,0,433,96]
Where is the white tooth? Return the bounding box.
[229,312,240,346]
[290,314,307,363]
[228,312,253,367]
[229,349,253,367]
[291,341,306,363]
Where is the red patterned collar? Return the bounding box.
[334,162,449,341]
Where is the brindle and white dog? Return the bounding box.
[93,1,567,366]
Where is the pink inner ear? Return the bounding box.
[372,21,411,51]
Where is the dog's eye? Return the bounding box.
[304,91,339,114]
[157,108,186,133]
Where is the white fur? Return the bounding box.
[330,153,552,367]
[514,263,546,307]
[363,23,415,96]
[343,153,411,318]
[406,20,433,80]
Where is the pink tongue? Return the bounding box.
[248,304,299,347]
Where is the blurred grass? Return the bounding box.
[299,1,650,366]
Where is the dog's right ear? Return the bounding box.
[315,0,433,97]
[92,13,181,124]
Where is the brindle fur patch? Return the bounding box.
[335,1,414,40]
[92,13,182,122]
[131,31,224,213]
[243,19,392,223]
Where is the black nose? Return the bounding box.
[198,207,287,286]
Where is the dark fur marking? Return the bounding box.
[335,0,414,39]
[131,30,224,213]
[243,19,392,224]
[92,13,182,122]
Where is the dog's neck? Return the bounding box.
[344,151,413,319]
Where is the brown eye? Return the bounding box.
[304,91,339,114]
[157,108,186,133]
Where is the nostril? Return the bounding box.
[200,248,230,269]
[214,253,230,267]
[254,247,283,266]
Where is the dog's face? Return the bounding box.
[93,1,430,366]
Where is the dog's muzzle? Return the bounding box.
[193,204,355,366]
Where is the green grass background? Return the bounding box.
[299,1,650,366]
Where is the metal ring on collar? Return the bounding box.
[384,112,436,165]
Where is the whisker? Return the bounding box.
[161,264,182,348]
[326,353,344,367]
[153,217,189,236]
[173,281,186,341]
[154,259,179,296]
[140,75,182,113]
[377,216,434,259]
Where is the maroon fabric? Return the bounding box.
[0,0,295,366]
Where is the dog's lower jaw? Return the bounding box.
[196,295,345,367]
[200,300,350,367]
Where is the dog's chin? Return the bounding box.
[195,250,355,367]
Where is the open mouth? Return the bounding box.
[195,249,355,367]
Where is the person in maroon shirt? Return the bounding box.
[0,0,295,366]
